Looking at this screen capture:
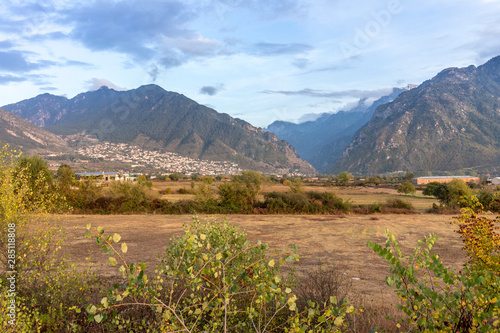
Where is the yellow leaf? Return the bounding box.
[113,233,121,243]
[268,259,275,267]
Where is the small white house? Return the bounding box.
[76,172,136,182]
[492,177,500,186]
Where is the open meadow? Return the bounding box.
[62,212,465,308]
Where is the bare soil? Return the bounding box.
[61,213,465,306]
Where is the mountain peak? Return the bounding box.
[135,84,167,93]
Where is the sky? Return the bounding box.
[1,0,500,128]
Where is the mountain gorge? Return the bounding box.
[266,87,409,172]
[333,56,500,175]
[3,85,315,174]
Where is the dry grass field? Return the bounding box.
[61,212,465,308]
[152,180,440,212]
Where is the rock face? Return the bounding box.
[0,108,69,154]
[266,88,408,172]
[332,56,500,175]
[3,85,315,174]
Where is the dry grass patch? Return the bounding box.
[61,213,464,308]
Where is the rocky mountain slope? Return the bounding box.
[0,108,69,154]
[332,56,500,174]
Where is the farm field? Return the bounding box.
[62,212,465,307]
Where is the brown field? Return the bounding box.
[62,212,465,307]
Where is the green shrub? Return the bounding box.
[288,177,305,193]
[263,191,351,214]
[218,171,266,210]
[426,179,471,208]
[397,180,416,195]
[84,216,356,332]
[385,198,414,210]
[159,187,172,194]
[422,181,442,196]
[476,189,500,213]
[370,202,383,213]
[369,201,500,332]
[0,145,100,332]
[65,177,102,210]
[307,191,351,212]
[336,171,352,186]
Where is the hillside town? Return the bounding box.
[75,142,242,175]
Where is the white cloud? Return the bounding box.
[86,78,127,91]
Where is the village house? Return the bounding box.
[75,172,136,182]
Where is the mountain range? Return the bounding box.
[2,85,315,174]
[333,55,500,175]
[2,56,500,176]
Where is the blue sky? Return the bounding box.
[1,0,500,127]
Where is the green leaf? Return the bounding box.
[87,305,97,315]
[109,257,117,266]
[334,316,344,326]
[113,233,121,243]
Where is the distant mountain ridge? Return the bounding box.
[3,85,315,174]
[333,55,500,174]
[266,87,409,172]
[3,86,124,127]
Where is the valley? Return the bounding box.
[2,1,500,331]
